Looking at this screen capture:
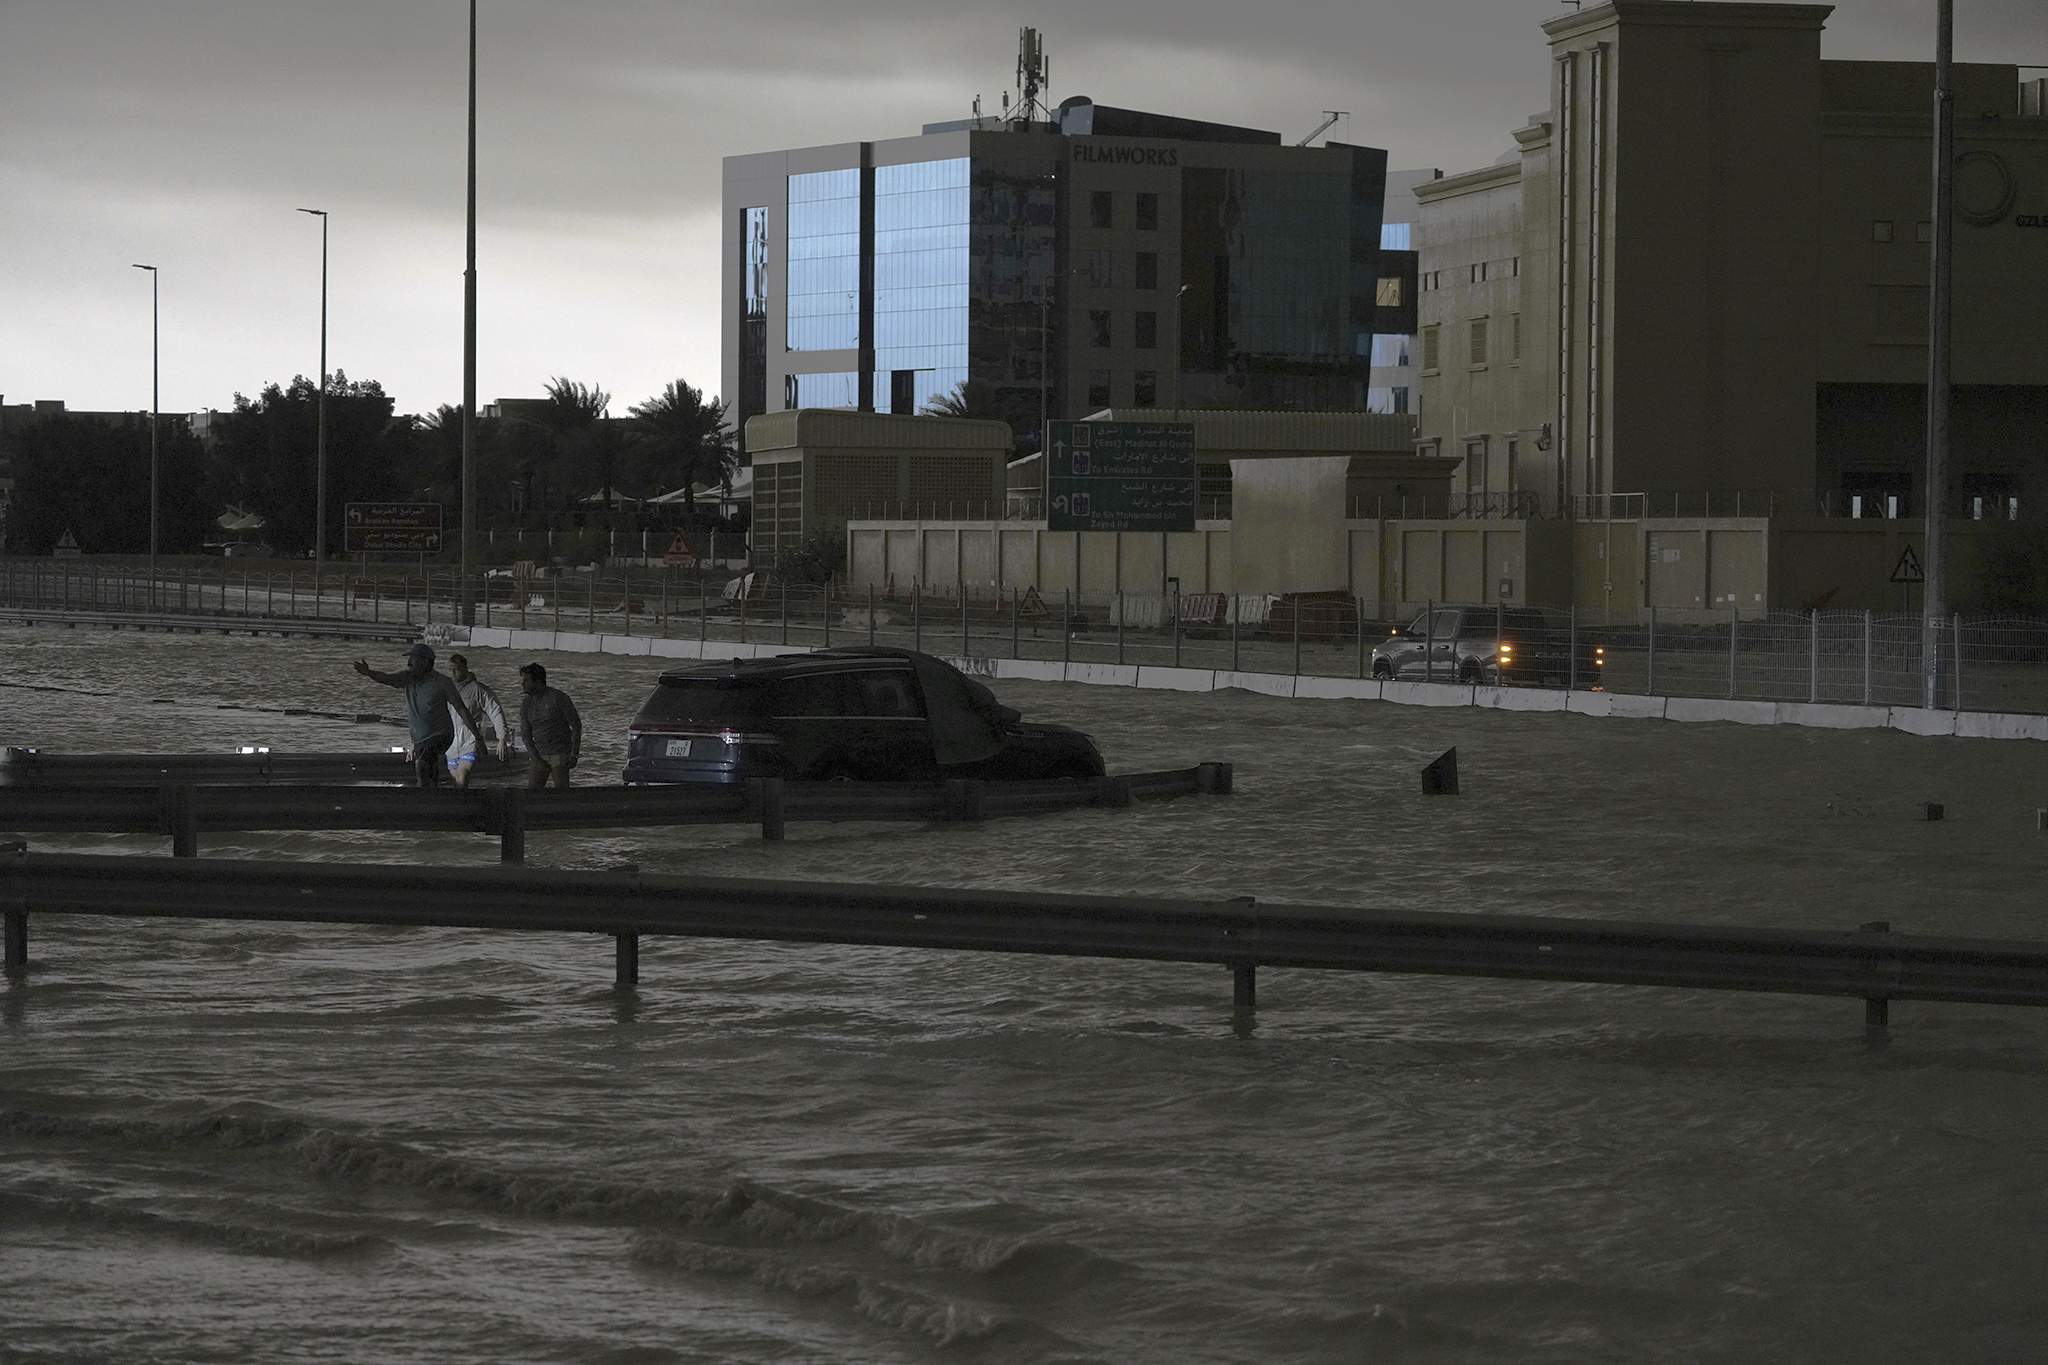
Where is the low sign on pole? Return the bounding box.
[345,503,444,556]
[1044,420,1197,533]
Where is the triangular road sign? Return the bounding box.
[1890,544,1925,585]
[662,531,695,565]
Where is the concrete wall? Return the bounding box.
[1228,457,1350,594]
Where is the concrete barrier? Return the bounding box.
[997,659,1067,684]
[1136,666,1219,692]
[1774,702,1887,731]
[1214,671,1297,698]
[1294,676,1378,701]
[1603,693,1667,720]
[597,634,654,657]
[1477,685,1569,714]
[1066,663,1140,688]
[1953,712,2048,741]
[1382,681,1475,708]
[1665,697,1781,727]
[1889,707,1959,738]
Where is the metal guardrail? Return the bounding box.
[0,606,419,642]
[0,747,428,788]
[0,764,1232,859]
[4,846,2041,1030]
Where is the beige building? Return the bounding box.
[1417,0,2048,522]
[746,409,1008,565]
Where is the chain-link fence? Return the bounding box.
[9,560,2048,716]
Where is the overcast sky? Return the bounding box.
[2,0,2036,419]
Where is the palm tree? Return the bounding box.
[920,379,1000,421]
[539,377,612,508]
[627,380,737,512]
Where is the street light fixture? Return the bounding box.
[131,263,158,604]
[298,209,328,570]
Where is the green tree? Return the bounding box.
[920,379,1002,421]
[537,376,612,509]
[627,380,736,511]
[9,412,212,554]
[774,532,844,585]
[208,372,403,554]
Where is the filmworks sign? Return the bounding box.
[1071,143,1180,168]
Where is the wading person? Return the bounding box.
[444,652,510,788]
[517,662,582,790]
[352,643,482,788]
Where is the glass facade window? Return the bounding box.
[1135,193,1158,230]
[1135,251,1158,291]
[1375,276,1402,308]
[1079,248,1113,287]
[1369,334,1409,368]
[739,206,769,430]
[783,371,859,409]
[1367,385,1410,414]
[1088,310,1112,348]
[1379,222,1412,251]
[1087,369,1112,407]
[787,168,861,352]
[1134,370,1158,406]
[1089,191,1113,228]
[872,158,970,415]
[968,163,1057,449]
[1135,311,1158,349]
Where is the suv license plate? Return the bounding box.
[665,738,692,758]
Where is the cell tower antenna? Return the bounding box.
[1014,26,1051,122]
[1295,110,1350,146]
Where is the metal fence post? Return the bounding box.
[1809,609,1820,703]
[1232,595,1240,673]
[1952,613,1963,712]
[1646,606,1657,695]
[622,568,632,636]
[867,583,876,646]
[699,569,708,645]
[1356,597,1366,679]
[781,576,789,645]
[1011,586,1020,660]
[1173,589,1182,668]
[1064,588,1072,667]
[823,580,832,648]
[961,584,969,657]
[1568,606,1578,692]
[913,581,922,653]
[1425,599,1436,682]
[1292,596,1302,676]
[1863,610,1873,706]
[588,573,596,632]
[1728,605,1739,699]
[1117,592,1125,665]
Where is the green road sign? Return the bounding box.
[1045,420,1197,532]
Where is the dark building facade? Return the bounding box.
[722,100,1392,456]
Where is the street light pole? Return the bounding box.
[298,208,328,570]
[459,0,479,625]
[1920,0,1954,709]
[131,263,158,604]
[1170,282,1190,409]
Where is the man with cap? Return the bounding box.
[352,643,484,788]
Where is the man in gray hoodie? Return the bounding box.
[444,653,510,788]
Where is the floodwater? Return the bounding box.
[3,625,2047,1364]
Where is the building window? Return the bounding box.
[1135,310,1158,349]
[1916,220,1934,242]
[1470,262,1486,283]
[1135,251,1158,290]
[1135,192,1158,230]
[1134,370,1158,405]
[1468,317,1489,368]
[785,167,861,352]
[1080,248,1113,287]
[1087,369,1112,407]
[1375,276,1403,307]
[1421,325,1440,372]
[1089,191,1113,228]
[1464,439,1488,496]
[1872,220,1894,243]
[1088,309,1112,348]
[1510,256,1520,277]
[1391,385,1409,414]
[1508,312,1521,363]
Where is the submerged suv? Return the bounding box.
[622,647,1106,785]
[1370,606,1605,686]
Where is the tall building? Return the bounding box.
[1366,168,1436,416]
[1416,0,2048,520]
[722,100,1395,456]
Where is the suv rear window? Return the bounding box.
[635,679,763,727]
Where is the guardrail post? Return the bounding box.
[498,788,527,865]
[1011,586,1020,660]
[1952,614,1963,713]
[823,580,832,647]
[943,778,985,823]
[1861,920,1892,1030]
[754,776,786,841]
[164,785,198,858]
[1195,761,1234,795]
[867,583,876,647]
[615,933,639,987]
[1117,591,1125,665]
[1292,596,1302,677]
[1232,963,1256,1011]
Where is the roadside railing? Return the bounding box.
[11,560,2048,717]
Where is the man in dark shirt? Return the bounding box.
[353,643,483,788]
[517,662,582,790]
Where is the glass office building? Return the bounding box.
[724,101,1392,455]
